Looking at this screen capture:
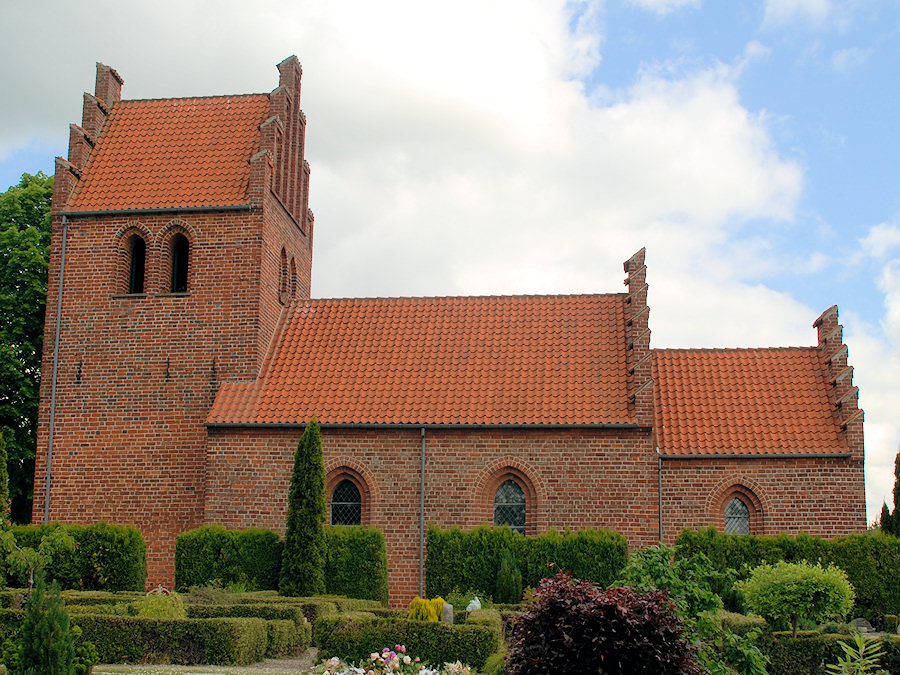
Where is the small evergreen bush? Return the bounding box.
[737,560,855,636]
[5,575,74,674]
[408,597,439,621]
[279,419,326,597]
[495,549,522,604]
[507,571,700,674]
[324,525,388,603]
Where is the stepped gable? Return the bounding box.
[208,293,634,427]
[66,93,270,212]
[652,347,846,456]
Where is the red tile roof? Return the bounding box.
[67,94,270,211]
[208,294,633,426]
[653,348,845,456]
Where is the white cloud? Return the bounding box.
[832,46,872,72]
[763,0,833,27]
[860,222,900,259]
[628,0,702,15]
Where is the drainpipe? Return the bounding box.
[657,448,663,543]
[44,215,69,524]
[419,427,426,597]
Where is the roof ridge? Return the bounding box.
[306,292,626,302]
[653,346,816,353]
[115,92,269,104]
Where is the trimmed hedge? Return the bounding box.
[71,615,268,665]
[761,633,900,674]
[315,613,500,669]
[8,522,146,591]
[186,602,306,628]
[265,618,309,657]
[324,527,389,603]
[175,525,282,591]
[175,525,389,602]
[676,528,900,625]
[425,524,628,599]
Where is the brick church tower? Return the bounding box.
[34,58,313,584]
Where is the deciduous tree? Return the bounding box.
[0,172,53,523]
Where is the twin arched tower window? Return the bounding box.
[123,232,190,295]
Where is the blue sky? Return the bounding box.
[1,0,898,521]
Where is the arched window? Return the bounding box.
[494,479,526,534]
[331,479,362,526]
[127,235,146,294]
[724,497,751,535]
[170,233,189,293]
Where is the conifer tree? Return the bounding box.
[279,418,326,596]
[881,502,894,535]
[0,433,9,526]
[893,449,900,534]
[18,573,75,674]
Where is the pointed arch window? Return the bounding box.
[127,235,146,294]
[170,233,189,293]
[331,479,362,526]
[724,497,751,535]
[494,479,526,534]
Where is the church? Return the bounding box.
[34,58,867,605]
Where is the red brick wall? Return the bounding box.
[205,426,660,606]
[32,206,293,586]
[659,456,867,542]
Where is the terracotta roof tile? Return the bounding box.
[653,348,845,456]
[208,294,632,426]
[67,94,270,211]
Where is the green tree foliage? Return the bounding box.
[9,573,75,674]
[0,433,9,526]
[279,418,326,596]
[737,560,855,637]
[495,548,523,604]
[825,633,890,675]
[894,449,900,535]
[0,172,53,523]
[617,546,768,675]
[881,502,894,535]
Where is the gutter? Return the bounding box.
[206,421,647,431]
[44,215,69,524]
[60,204,256,218]
[659,452,852,460]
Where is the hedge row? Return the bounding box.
[761,633,900,674]
[8,522,146,591]
[425,525,627,600]
[315,612,500,669]
[175,525,388,602]
[676,528,900,624]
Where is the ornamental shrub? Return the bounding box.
[425,524,627,600]
[11,574,75,674]
[175,525,282,591]
[737,561,854,636]
[279,418,326,597]
[408,597,437,622]
[676,527,900,625]
[507,571,700,674]
[495,549,522,604]
[324,525,388,603]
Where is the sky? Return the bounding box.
[1,0,898,523]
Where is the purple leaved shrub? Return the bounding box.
[508,571,701,674]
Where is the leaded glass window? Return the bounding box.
[493,479,526,534]
[724,497,750,535]
[331,479,361,526]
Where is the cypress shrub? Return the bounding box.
[175,525,282,591]
[324,526,388,603]
[279,419,326,597]
[675,528,900,625]
[495,549,522,604]
[426,524,627,599]
[7,523,145,591]
[15,575,75,674]
[0,434,9,526]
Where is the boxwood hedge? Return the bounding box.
[425,524,627,600]
[676,528,900,625]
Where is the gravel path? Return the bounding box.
[94,648,319,674]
